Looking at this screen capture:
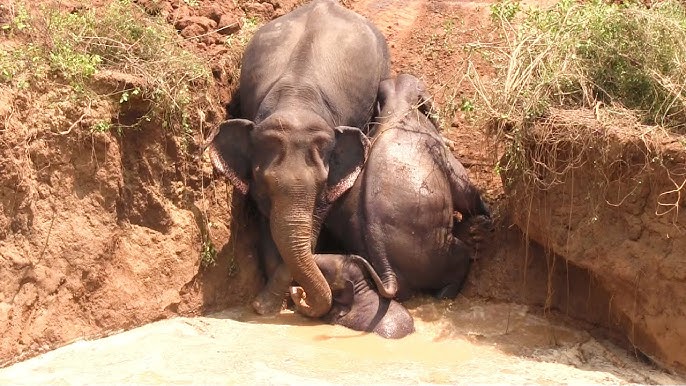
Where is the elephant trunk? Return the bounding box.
[270,189,332,318]
[351,255,396,298]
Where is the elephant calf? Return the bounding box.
[290,254,414,339]
[323,73,492,302]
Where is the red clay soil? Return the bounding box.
[0,0,272,366]
[502,110,686,372]
[1,0,684,375]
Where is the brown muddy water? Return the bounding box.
[0,297,679,384]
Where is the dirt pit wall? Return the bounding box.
[0,0,307,366]
[0,82,264,367]
[500,108,686,372]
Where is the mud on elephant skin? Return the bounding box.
[291,254,414,339]
[206,0,390,318]
[324,73,492,301]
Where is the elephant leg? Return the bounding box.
[389,270,412,302]
[436,283,464,300]
[258,216,281,279]
[435,235,472,300]
[252,263,291,315]
[445,155,491,219]
[363,225,399,299]
[252,220,291,315]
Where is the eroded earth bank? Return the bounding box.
[1,0,685,382]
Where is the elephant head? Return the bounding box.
[290,254,390,319]
[291,254,416,339]
[376,74,438,129]
[206,112,370,318]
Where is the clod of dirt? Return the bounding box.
[217,14,241,35]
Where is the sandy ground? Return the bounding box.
[0,297,679,385]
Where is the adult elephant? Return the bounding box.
[320,74,492,302]
[206,0,390,318]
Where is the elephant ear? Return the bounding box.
[205,119,255,195]
[325,126,370,203]
[332,280,355,317]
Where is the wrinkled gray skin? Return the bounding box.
[324,74,491,301]
[290,254,414,339]
[206,0,390,318]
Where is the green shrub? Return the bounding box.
[481,0,686,132]
[2,0,211,133]
[491,0,521,23]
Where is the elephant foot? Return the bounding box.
[289,286,325,318]
[251,290,287,315]
[435,283,464,300]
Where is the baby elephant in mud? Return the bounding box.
[290,254,414,339]
[322,73,492,302]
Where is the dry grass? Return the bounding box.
[470,0,686,214]
[479,0,686,133]
[1,0,212,134]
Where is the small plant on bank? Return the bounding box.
[0,3,29,33]
[490,0,521,23]
[91,121,112,133]
[200,238,217,268]
[224,16,260,49]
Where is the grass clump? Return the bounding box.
[1,0,211,133]
[470,0,686,218]
[224,15,259,49]
[481,0,686,133]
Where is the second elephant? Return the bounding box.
[322,74,492,302]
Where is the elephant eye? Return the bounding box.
[253,133,285,167]
[311,134,333,157]
[308,140,332,170]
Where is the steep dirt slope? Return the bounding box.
[0,0,275,365]
[504,111,686,372]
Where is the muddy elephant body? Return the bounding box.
[324,74,491,301]
[291,254,414,339]
[207,0,390,317]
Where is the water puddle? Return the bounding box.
[0,297,678,384]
